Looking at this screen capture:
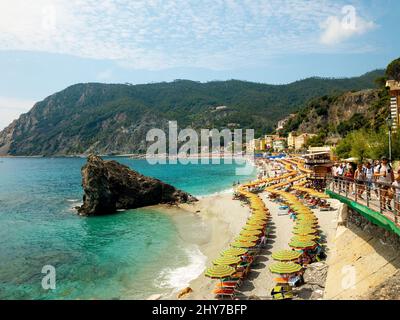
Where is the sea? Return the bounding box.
[0,157,256,299]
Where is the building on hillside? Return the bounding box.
[272,138,286,151]
[247,138,265,152]
[386,80,400,131]
[276,114,296,132]
[294,133,316,151]
[264,134,279,149]
[287,132,296,149]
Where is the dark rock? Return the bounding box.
[78,155,197,216]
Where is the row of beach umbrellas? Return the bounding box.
[204,183,270,281]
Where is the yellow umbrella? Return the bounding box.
[291,234,319,242]
[289,239,317,249]
[242,224,264,231]
[240,229,263,237]
[221,248,247,257]
[231,241,257,248]
[213,256,241,266]
[272,250,302,262]
[235,235,259,242]
[205,265,236,278]
[246,220,267,226]
[269,262,302,274]
[248,216,268,222]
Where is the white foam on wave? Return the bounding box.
[154,245,207,291]
[196,187,234,199]
[66,199,83,212]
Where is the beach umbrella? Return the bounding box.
[205,265,236,279]
[221,248,247,257]
[230,241,257,248]
[213,256,241,266]
[289,239,317,249]
[235,235,259,242]
[296,215,317,221]
[248,216,268,222]
[240,229,263,237]
[251,214,269,219]
[242,224,264,231]
[293,227,318,235]
[246,220,267,226]
[291,235,318,242]
[294,220,318,226]
[271,250,302,262]
[269,262,302,274]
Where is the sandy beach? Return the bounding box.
[177,193,252,299]
[155,160,342,300]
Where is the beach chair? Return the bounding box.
[212,288,236,300]
[215,281,239,289]
[273,277,289,284]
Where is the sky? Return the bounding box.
[0,0,399,130]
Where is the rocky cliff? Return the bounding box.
[78,155,197,216]
[282,88,389,142]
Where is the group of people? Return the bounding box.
[331,157,400,213]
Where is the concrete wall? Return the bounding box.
[324,205,400,299]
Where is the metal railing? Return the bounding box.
[326,176,400,226]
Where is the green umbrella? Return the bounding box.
[272,250,302,262]
[291,235,319,243]
[213,256,241,266]
[269,262,302,274]
[231,241,257,248]
[205,265,236,278]
[289,239,316,249]
[242,224,264,231]
[235,235,259,242]
[240,229,263,237]
[221,248,248,257]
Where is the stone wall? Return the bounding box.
[346,207,400,249]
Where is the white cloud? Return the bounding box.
[0,1,376,70]
[320,8,376,45]
[0,97,35,130]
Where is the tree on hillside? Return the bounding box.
[386,58,400,81]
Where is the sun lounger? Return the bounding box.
[272,291,294,300]
[273,277,289,284]
[213,288,236,299]
[215,281,239,289]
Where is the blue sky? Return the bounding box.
[0,0,399,129]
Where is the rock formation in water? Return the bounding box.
[77,155,197,216]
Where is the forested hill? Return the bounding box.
[0,69,384,156]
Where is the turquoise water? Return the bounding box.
[0,157,256,299]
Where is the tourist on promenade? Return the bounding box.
[344,165,354,195]
[354,163,366,199]
[337,163,345,191]
[331,163,339,189]
[375,157,394,211]
[392,169,400,216]
[363,161,375,199]
[373,160,381,198]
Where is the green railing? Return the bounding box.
[326,178,400,237]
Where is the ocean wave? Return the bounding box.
[154,245,207,291]
[66,198,82,211]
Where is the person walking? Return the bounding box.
[392,168,400,217]
[375,157,394,211]
[364,161,374,200]
[354,163,366,199]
